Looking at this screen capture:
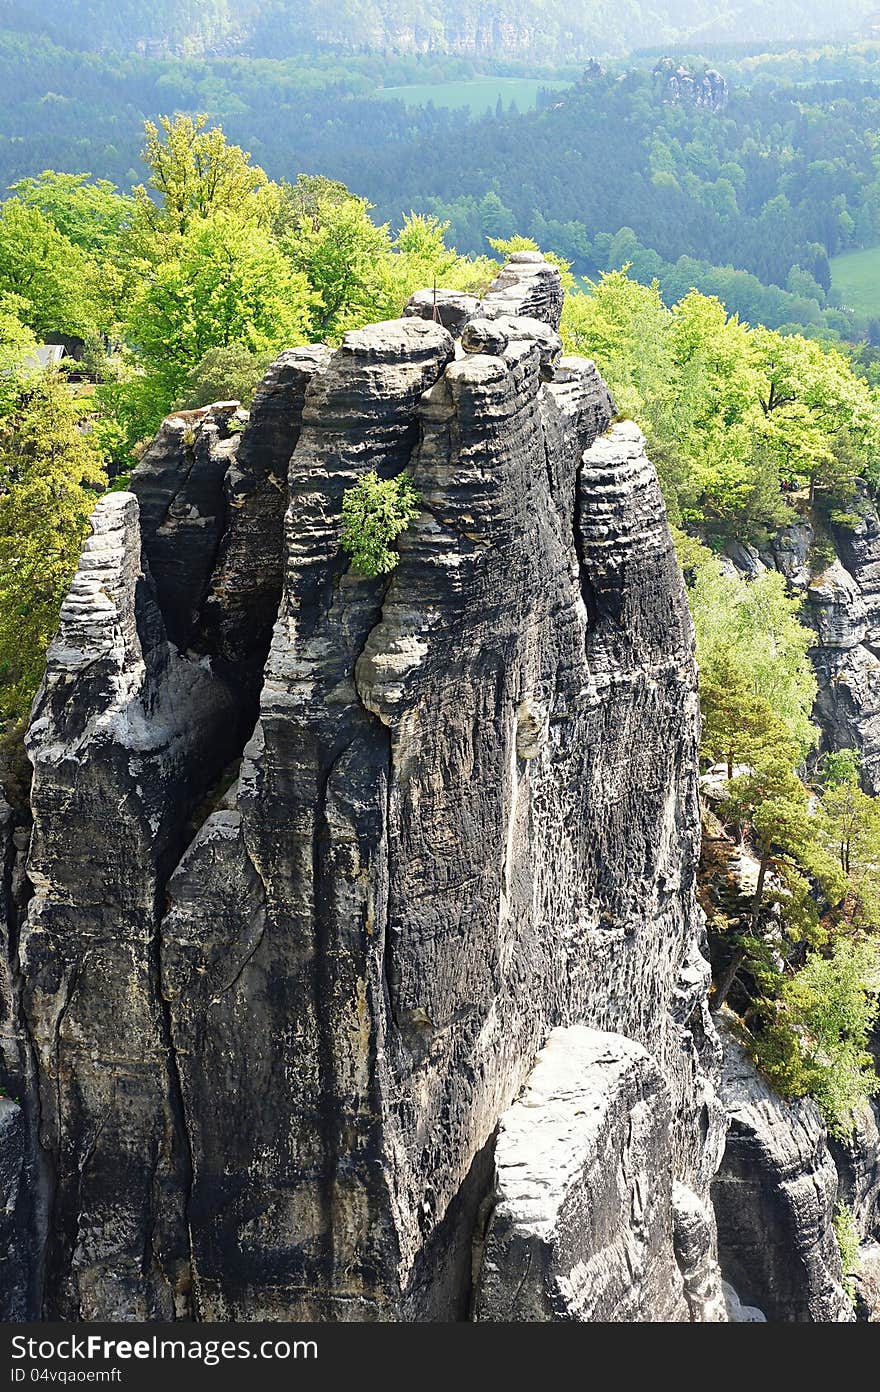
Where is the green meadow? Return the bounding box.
[830,244,880,318]
[376,77,570,113]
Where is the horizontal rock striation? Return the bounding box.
[7,257,726,1322]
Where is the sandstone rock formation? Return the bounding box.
[712,1029,854,1323]
[473,1028,724,1322]
[3,256,727,1322]
[653,58,729,110]
[723,509,880,796]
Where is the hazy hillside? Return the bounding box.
[6,0,878,57]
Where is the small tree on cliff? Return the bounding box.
[340,471,421,577]
[754,937,880,1137]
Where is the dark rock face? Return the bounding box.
[0,1097,27,1319]
[830,1104,880,1244]
[20,494,226,1319]
[131,405,240,652]
[712,1030,853,1323]
[8,258,726,1321]
[403,289,482,337]
[197,348,331,666]
[481,251,564,331]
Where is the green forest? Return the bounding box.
[8,27,880,343]
[9,0,874,59]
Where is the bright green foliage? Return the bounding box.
[10,172,134,256]
[390,214,497,302]
[564,270,880,536]
[750,328,880,498]
[181,345,275,410]
[0,305,39,417]
[133,114,269,242]
[816,765,880,929]
[819,748,863,789]
[753,937,880,1137]
[687,546,818,761]
[340,471,421,577]
[834,1203,861,1303]
[123,213,316,440]
[0,374,107,720]
[283,193,395,340]
[685,536,880,1132]
[0,201,102,340]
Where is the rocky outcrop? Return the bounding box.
[12,335,338,1320]
[653,59,728,111]
[7,257,725,1322]
[807,561,868,648]
[197,347,331,665]
[473,1028,720,1322]
[403,289,481,337]
[830,1104,880,1243]
[712,1029,854,1322]
[854,1240,880,1319]
[672,1182,728,1321]
[722,509,880,795]
[481,251,564,331]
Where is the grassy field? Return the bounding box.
[377,77,570,113]
[830,245,880,318]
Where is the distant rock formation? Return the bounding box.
[653,59,729,112]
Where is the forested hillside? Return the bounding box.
[6,28,880,340]
[6,0,877,58]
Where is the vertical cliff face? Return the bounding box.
[3,257,726,1322]
[712,1030,853,1323]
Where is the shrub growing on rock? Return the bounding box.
[341,470,421,577]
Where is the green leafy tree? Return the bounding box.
[0,373,107,720]
[133,114,269,242]
[340,471,421,577]
[753,937,880,1137]
[0,303,38,416]
[181,345,275,410]
[122,213,315,439]
[834,1204,860,1304]
[283,193,395,340]
[10,172,134,256]
[689,553,818,760]
[751,328,880,500]
[814,753,880,929]
[390,213,496,303]
[0,201,101,340]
